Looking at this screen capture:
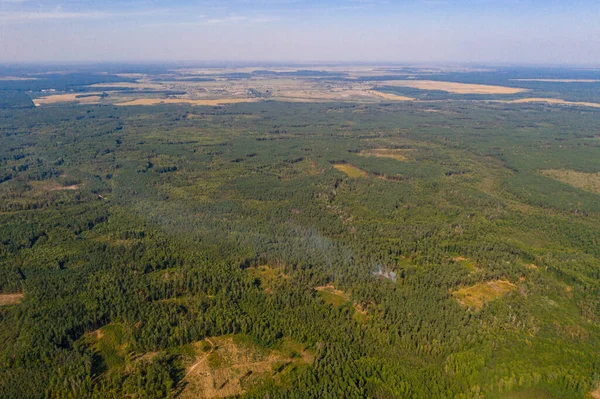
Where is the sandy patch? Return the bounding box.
[378,80,527,94]
[453,280,517,310]
[179,336,312,399]
[0,293,24,306]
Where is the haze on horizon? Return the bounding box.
[1,0,599,66]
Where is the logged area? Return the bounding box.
[1,65,600,399]
[541,169,600,194]
[453,280,517,310]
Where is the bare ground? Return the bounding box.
[0,293,24,306]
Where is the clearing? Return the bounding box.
[333,163,368,178]
[0,293,24,306]
[246,265,288,294]
[85,323,129,370]
[359,148,412,162]
[540,169,600,195]
[377,80,527,94]
[29,180,80,192]
[590,384,600,399]
[453,257,479,273]
[315,285,351,307]
[453,280,517,310]
[178,335,313,399]
[315,285,369,322]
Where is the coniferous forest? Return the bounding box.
[1,74,600,398]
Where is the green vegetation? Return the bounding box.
[0,67,600,398]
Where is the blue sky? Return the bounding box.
[1,0,599,64]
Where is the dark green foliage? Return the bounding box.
[0,90,599,399]
[0,91,34,109]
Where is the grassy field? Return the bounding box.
[333,163,368,178]
[359,148,412,162]
[453,280,518,310]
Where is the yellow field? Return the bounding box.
[34,93,103,106]
[115,98,260,106]
[179,336,313,399]
[378,80,528,94]
[453,280,517,310]
[498,98,600,108]
[0,293,23,306]
[359,148,411,161]
[333,163,367,178]
[540,169,600,194]
[366,90,414,101]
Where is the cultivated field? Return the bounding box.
[377,80,528,94]
[34,93,104,106]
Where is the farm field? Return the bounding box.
[375,79,529,94]
[18,64,600,109]
[0,65,600,399]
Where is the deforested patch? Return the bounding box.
[453,280,517,310]
[540,169,600,195]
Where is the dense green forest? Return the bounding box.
[1,94,599,398]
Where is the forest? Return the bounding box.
[0,75,600,398]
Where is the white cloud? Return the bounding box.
[206,15,280,24]
[0,8,165,22]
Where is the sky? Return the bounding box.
[1,0,600,65]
